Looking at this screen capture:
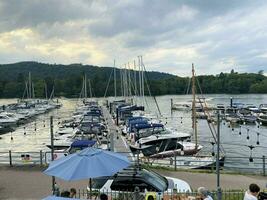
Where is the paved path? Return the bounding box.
[0,166,266,199]
[156,169,267,191]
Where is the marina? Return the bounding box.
[1,1,267,199]
[0,94,267,200]
[0,93,267,174]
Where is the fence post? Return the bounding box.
[40,150,43,166]
[174,155,177,171]
[263,156,266,176]
[9,150,12,166]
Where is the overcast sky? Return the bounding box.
[0,0,266,76]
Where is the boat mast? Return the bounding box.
[49,86,54,100]
[28,72,32,99]
[120,66,123,97]
[192,63,198,150]
[141,56,145,102]
[114,59,117,99]
[134,60,137,97]
[88,79,92,98]
[32,82,35,99]
[84,74,87,99]
[128,62,132,98]
[124,64,128,98]
[25,81,29,99]
[138,56,142,105]
[45,81,48,99]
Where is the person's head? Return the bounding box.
[60,190,70,197]
[147,195,155,200]
[198,187,209,198]
[70,188,76,197]
[100,193,108,200]
[249,183,260,196]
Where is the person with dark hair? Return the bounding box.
[100,193,108,200]
[197,187,213,200]
[60,190,70,197]
[147,195,155,200]
[243,183,260,200]
[70,188,77,198]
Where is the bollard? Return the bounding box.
[40,150,43,166]
[174,155,177,171]
[263,156,266,176]
[9,150,12,166]
[116,108,119,125]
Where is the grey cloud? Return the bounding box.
[0,0,267,75]
[0,0,94,32]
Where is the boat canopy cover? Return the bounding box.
[127,116,146,122]
[119,105,145,112]
[134,123,164,131]
[129,120,148,127]
[128,118,148,125]
[84,111,101,116]
[71,140,96,148]
[232,102,244,108]
[128,120,149,132]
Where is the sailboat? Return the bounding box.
[144,64,225,169]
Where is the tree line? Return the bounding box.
[0,62,266,98]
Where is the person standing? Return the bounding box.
[244,183,260,200]
[70,188,77,198]
[197,187,213,200]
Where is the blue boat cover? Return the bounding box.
[134,123,164,130]
[71,140,96,148]
[128,119,148,125]
[127,116,145,122]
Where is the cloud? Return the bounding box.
[0,0,267,76]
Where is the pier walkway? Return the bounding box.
[102,106,129,153]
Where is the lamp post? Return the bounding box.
[50,116,56,194]
[216,112,222,200]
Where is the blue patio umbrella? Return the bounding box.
[44,147,130,181]
[42,196,81,200]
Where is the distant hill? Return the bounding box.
[0,61,174,81]
[0,61,266,98]
[0,61,175,98]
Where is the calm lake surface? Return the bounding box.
[0,94,267,171]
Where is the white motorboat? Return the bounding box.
[0,114,18,127]
[145,155,225,170]
[171,102,191,111]
[129,132,194,157]
[259,104,267,113]
[258,113,267,126]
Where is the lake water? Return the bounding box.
[0,94,267,171]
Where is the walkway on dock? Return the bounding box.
[102,106,129,153]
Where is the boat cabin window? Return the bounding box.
[138,127,164,135]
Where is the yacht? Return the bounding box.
[0,114,18,127]
[258,113,267,126]
[259,104,267,113]
[129,132,195,157]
